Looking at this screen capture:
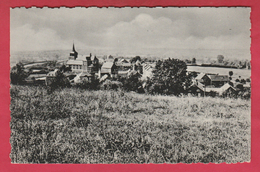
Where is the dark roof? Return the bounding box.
[208,74,229,82]
[116,62,132,67]
[188,82,204,91]
[195,73,206,80]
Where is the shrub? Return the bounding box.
[118,71,144,93]
[75,77,99,90]
[100,80,122,90]
[46,70,71,94]
[10,62,29,84]
[237,88,251,100]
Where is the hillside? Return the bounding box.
[10,85,251,163]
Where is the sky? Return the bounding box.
[10,7,251,59]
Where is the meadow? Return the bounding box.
[10,85,251,163]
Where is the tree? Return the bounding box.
[217,55,224,63]
[10,62,29,84]
[241,79,246,84]
[59,65,72,73]
[192,58,196,64]
[229,71,233,80]
[130,56,141,63]
[146,58,191,96]
[46,69,71,94]
[119,70,143,93]
[100,80,122,90]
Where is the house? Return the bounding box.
[195,73,229,87]
[205,83,236,97]
[195,73,212,86]
[116,60,132,71]
[99,62,118,78]
[187,82,205,96]
[119,59,129,63]
[207,74,230,87]
[218,83,236,96]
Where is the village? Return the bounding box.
[11,43,251,99]
[9,7,252,164]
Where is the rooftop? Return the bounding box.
[102,62,114,69]
[208,74,229,82]
[67,60,84,65]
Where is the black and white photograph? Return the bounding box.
[10,7,251,164]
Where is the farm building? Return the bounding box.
[207,74,230,87]
[195,73,229,87]
[187,82,205,96]
[187,82,236,97]
[205,83,236,97]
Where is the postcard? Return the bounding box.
[9,7,251,164]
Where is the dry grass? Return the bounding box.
[10,85,250,163]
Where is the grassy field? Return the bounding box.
[10,85,251,163]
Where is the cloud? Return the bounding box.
[98,13,250,51]
[10,7,251,58]
[10,24,87,51]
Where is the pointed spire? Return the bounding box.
[72,42,76,52]
[69,42,78,60]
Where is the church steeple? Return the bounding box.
[69,43,78,60]
[72,43,76,52]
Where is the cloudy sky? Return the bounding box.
[10,7,250,58]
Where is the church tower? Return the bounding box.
[69,43,78,60]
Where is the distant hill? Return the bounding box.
[10,48,250,67]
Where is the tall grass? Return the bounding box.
[10,85,250,163]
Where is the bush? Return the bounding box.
[75,77,99,90]
[118,71,144,93]
[100,80,122,90]
[46,70,71,94]
[237,88,251,100]
[10,63,29,84]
